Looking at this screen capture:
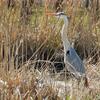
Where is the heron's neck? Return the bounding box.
[61,17,70,51]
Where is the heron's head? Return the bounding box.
[55,12,70,23]
[46,11,70,25]
[56,12,66,18]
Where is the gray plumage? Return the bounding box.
[56,12,85,77]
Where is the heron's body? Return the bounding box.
[66,47,85,74]
[56,12,85,77]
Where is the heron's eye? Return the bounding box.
[66,50,70,55]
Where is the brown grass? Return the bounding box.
[0,0,100,99]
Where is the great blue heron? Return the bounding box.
[55,12,86,78]
[46,11,89,86]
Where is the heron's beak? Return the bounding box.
[46,12,56,16]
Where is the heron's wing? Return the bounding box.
[66,47,85,75]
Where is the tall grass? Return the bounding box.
[0,0,100,99]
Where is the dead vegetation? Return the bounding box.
[0,0,100,99]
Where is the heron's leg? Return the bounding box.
[84,76,89,87]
